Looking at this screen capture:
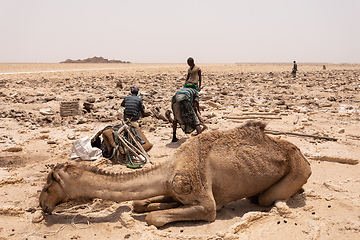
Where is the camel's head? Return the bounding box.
[39,169,68,214]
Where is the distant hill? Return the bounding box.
[60,56,130,63]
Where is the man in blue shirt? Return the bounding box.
[121,86,145,122]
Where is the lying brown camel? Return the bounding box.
[39,121,311,227]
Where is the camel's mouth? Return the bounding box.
[41,205,54,215]
[39,198,55,214]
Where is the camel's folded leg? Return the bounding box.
[145,204,217,227]
[132,196,181,213]
[258,149,311,206]
[258,170,310,206]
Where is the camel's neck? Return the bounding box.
[60,161,173,202]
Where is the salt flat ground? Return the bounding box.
[0,63,359,239]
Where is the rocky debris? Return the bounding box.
[2,69,357,133]
[0,175,24,185]
[151,107,168,122]
[229,211,269,234]
[0,109,32,120]
[3,146,23,152]
[0,206,25,216]
[86,96,96,103]
[273,200,293,216]
[39,108,55,115]
[43,96,56,102]
[83,102,94,113]
[119,209,136,228]
[116,79,123,88]
[323,180,348,192]
[31,210,44,223]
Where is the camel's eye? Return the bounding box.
[43,187,49,193]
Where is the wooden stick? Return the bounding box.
[224,116,282,120]
[240,112,278,116]
[229,120,244,123]
[125,126,152,164]
[122,135,143,156]
[308,155,358,165]
[117,136,146,163]
[264,130,338,141]
[346,134,360,141]
[115,125,127,136]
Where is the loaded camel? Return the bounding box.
[39,121,311,227]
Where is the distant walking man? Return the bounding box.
[185,57,202,91]
[292,61,297,77]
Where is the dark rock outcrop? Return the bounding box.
[60,56,130,63]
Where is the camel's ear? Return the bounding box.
[51,171,64,187]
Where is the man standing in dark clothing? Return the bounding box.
[292,61,297,77]
[171,83,202,142]
[121,86,145,122]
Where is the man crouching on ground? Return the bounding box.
[121,86,145,122]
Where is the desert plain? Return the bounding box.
[0,63,359,239]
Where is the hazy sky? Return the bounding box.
[1,0,359,63]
